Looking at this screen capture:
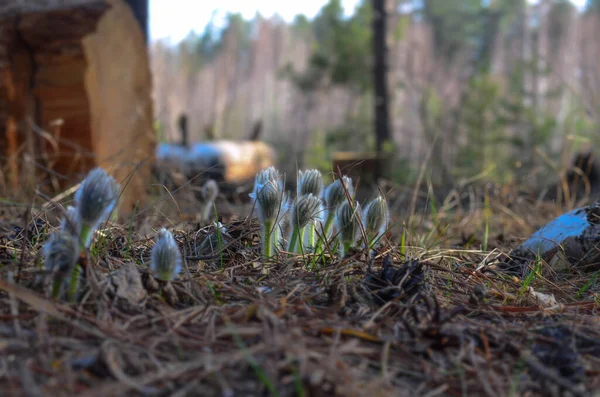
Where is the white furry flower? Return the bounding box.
[200,179,220,221]
[289,194,323,253]
[290,194,322,230]
[43,229,79,279]
[74,168,120,247]
[201,179,219,202]
[250,167,287,257]
[335,201,361,256]
[250,166,283,202]
[255,180,284,223]
[325,176,354,210]
[150,228,182,282]
[363,196,389,246]
[298,169,324,198]
[59,206,81,237]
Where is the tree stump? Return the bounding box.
[332,151,385,200]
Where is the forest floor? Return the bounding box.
[0,181,599,397]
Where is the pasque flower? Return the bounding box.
[335,201,361,257]
[298,169,324,198]
[363,196,389,247]
[150,228,182,282]
[60,205,81,237]
[74,168,120,248]
[315,175,354,253]
[200,179,219,222]
[251,167,286,257]
[43,228,79,299]
[287,194,322,254]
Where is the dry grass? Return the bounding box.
[0,183,599,397]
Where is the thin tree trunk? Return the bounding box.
[372,0,392,181]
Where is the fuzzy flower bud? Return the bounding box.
[287,194,322,254]
[255,180,283,222]
[363,196,389,246]
[43,229,79,280]
[290,194,322,230]
[325,176,354,210]
[150,228,182,282]
[250,166,283,201]
[317,176,355,251]
[335,201,361,257]
[201,179,219,202]
[200,179,220,222]
[256,166,281,184]
[60,206,81,237]
[298,169,324,198]
[74,168,120,247]
[251,167,287,257]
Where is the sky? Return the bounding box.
[150,0,588,43]
[150,0,360,43]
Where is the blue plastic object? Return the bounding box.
[518,207,590,257]
[509,202,600,272]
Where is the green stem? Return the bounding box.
[324,213,335,238]
[80,223,93,250]
[314,213,335,255]
[298,225,312,255]
[287,227,300,254]
[299,226,307,254]
[202,201,214,222]
[369,232,385,250]
[51,278,63,299]
[307,223,315,251]
[67,265,82,303]
[263,219,274,257]
[272,222,281,254]
[366,233,375,249]
[340,240,352,258]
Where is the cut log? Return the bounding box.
[82,0,154,214]
[156,140,276,185]
[332,151,381,183]
[332,151,386,201]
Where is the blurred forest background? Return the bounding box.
[151,0,600,189]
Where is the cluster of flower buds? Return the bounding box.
[43,168,120,300]
[250,166,390,259]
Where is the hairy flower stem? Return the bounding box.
[51,279,62,299]
[273,223,281,254]
[68,265,82,302]
[262,219,274,257]
[202,203,213,222]
[367,234,379,249]
[340,241,352,258]
[304,223,316,251]
[314,213,335,254]
[287,227,300,254]
[80,224,93,250]
[323,213,335,237]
